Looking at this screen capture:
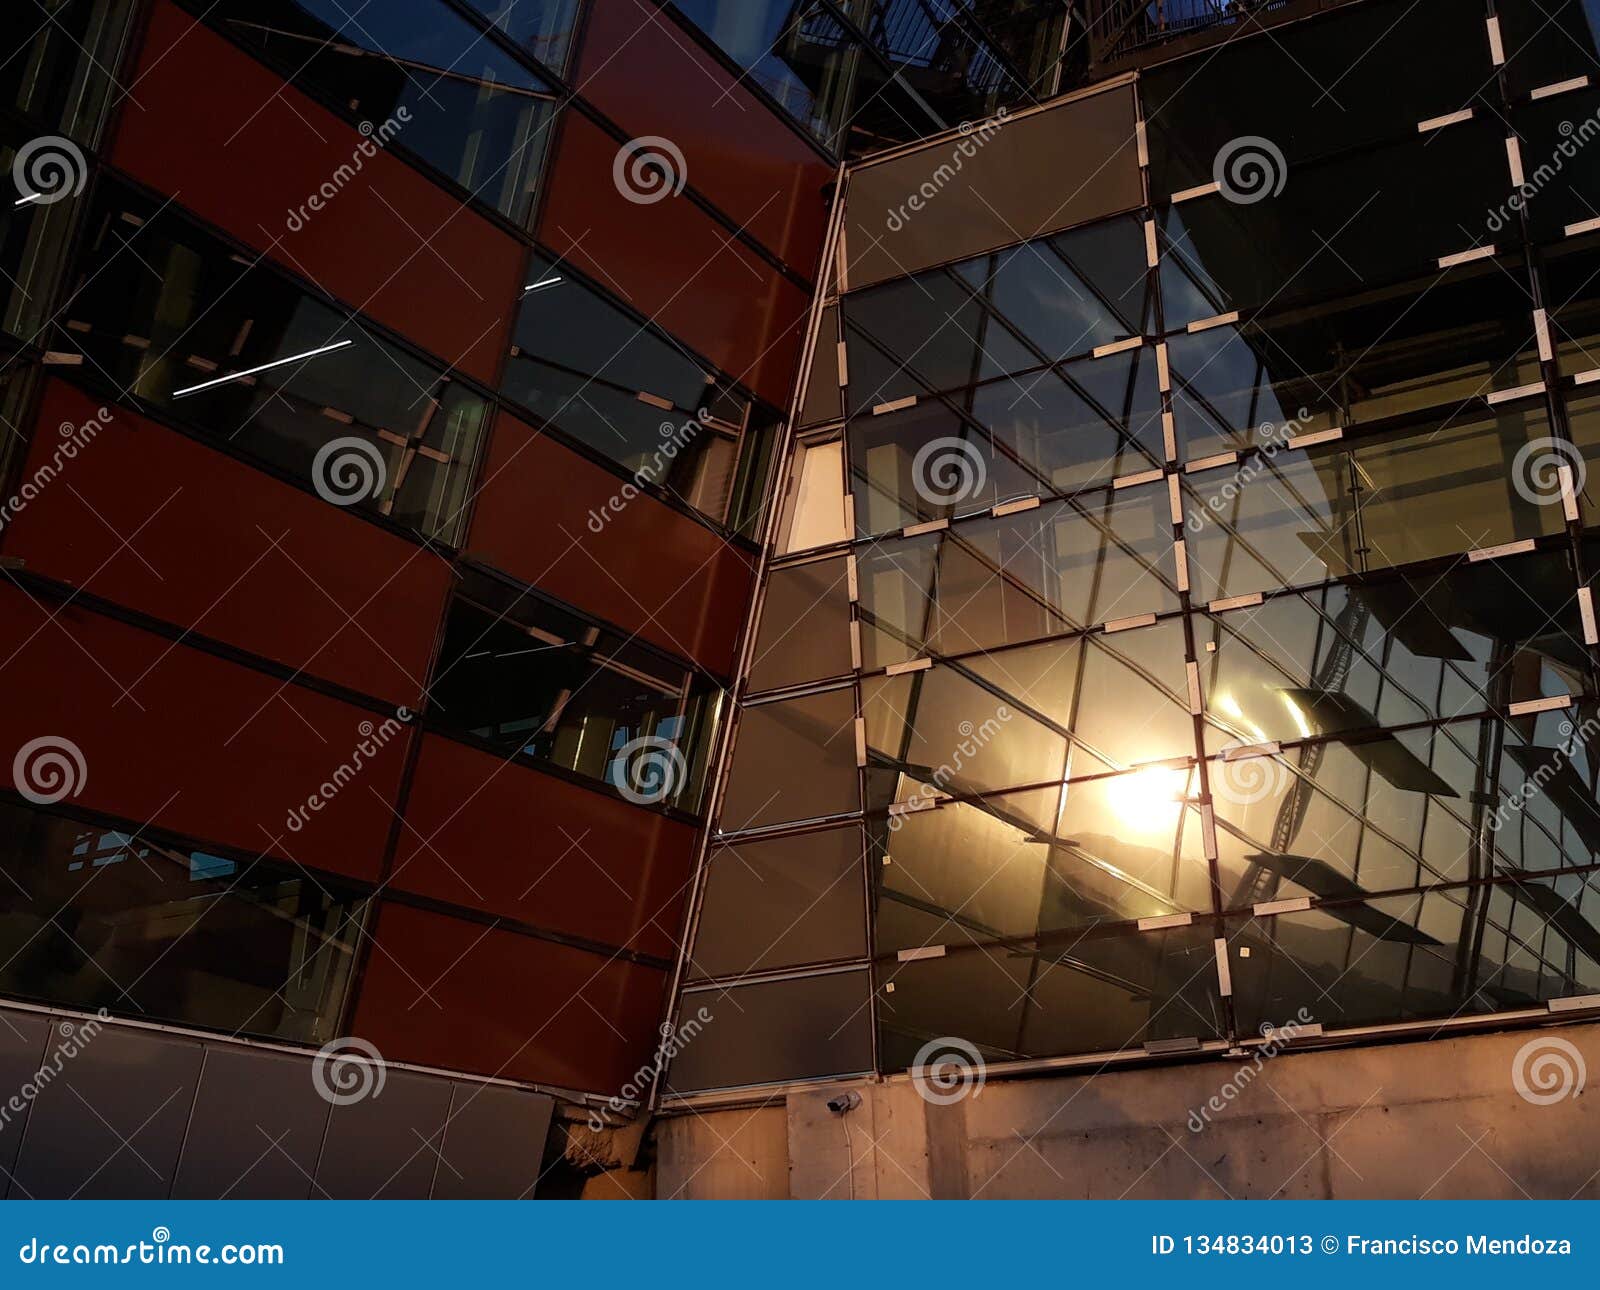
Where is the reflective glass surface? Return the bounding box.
[0,801,362,1044]
[429,571,719,813]
[211,0,557,223]
[57,181,489,544]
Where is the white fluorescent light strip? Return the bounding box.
[171,340,354,398]
[13,193,42,207]
[523,275,563,293]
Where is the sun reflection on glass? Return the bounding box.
[1103,765,1191,836]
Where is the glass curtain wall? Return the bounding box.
[665,0,1600,1096]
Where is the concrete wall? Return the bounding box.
[654,1023,1598,1199]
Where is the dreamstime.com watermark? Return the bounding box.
[312,1036,387,1106]
[0,405,112,536]
[1486,109,1600,234]
[285,108,411,232]
[1184,407,1314,536]
[1188,1008,1316,1133]
[0,1011,107,1133]
[284,709,410,834]
[11,135,87,207]
[11,736,87,806]
[1214,136,1287,205]
[587,411,708,533]
[587,1007,712,1131]
[1512,1034,1586,1105]
[884,109,1009,232]
[909,1036,986,1105]
[888,707,1013,828]
[18,1228,283,1267]
[613,135,686,205]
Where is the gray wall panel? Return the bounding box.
[0,1011,51,1199]
[313,1066,453,1199]
[172,1046,332,1199]
[432,1081,554,1199]
[12,1019,201,1199]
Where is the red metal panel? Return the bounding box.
[392,734,696,960]
[575,0,832,278]
[110,0,522,385]
[351,901,667,1094]
[0,587,406,881]
[465,411,756,677]
[537,111,812,408]
[0,382,450,707]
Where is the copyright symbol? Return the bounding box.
[1322,1236,1340,1254]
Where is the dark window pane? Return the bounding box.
[56,180,488,544]
[671,0,856,145]
[721,688,860,831]
[688,828,867,979]
[0,126,81,341]
[844,215,1151,408]
[1516,87,1600,242]
[1144,0,1495,197]
[1497,0,1600,96]
[465,0,581,73]
[850,351,1164,535]
[800,305,843,427]
[666,971,874,1092]
[1169,258,1538,454]
[844,82,1143,290]
[429,571,719,813]
[1,0,133,141]
[1159,124,1512,322]
[879,919,1223,1069]
[502,257,759,527]
[0,801,362,1044]
[748,557,854,693]
[211,0,556,222]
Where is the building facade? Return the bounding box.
[2,0,1598,1200]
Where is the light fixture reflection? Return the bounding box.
[1103,765,1191,836]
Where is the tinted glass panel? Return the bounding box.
[850,350,1164,535]
[1497,0,1600,96]
[1227,873,1600,1033]
[1182,406,1565,604]
[721,688,860,832]
[671,0,856,144]
[1168,263,1538,456]
[749,557,854,693]
[856,485,1177,665]
[2,0,133,141]
[873,770,1210,958]
[689,828,867,979]
[1197,553,1590,757]
[879,919,1223,1069]
[845,83,1143,290]
[844,215,1151,409]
